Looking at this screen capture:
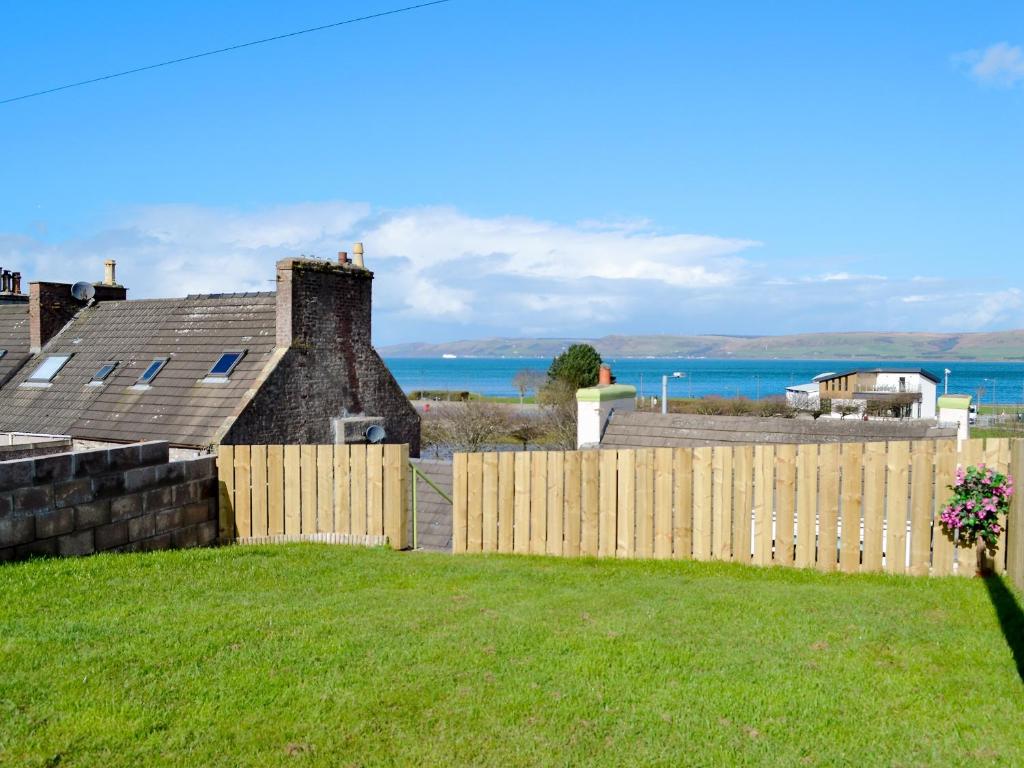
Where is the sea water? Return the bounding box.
[385,357,1024,405]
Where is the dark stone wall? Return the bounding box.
[0,441,218,562]
[28,281,128,353]
[224,259,420,455]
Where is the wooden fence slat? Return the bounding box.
[838,442,862,573]
[249,446,268,538]
[316,445,333,534]
[350,446,367,537]
[752,445,771,566]
[366,445,384,537]
[775,444,796,567]
[692,447,713,561]
[513,452,531,553]
[564,451,582,558]
[931,440,956,576]
[546,452,565,556]
[497,452,515,553]
[283,445,301,536]
[672,448,693,559]
[712,446,733,561]
[861,442,886,572]
[654,448,673,559]
[267,445,285,536]
[300,445,317,535]
[984,438,1008,573]
[598,450,618,557]
[581,451,600,557]
[466,453,484,553]
[908,441,935,576]
[817,443,840,572]
[383,444,408,549]
[794,444,817,568]
[452,452,468,553]
[956,439,984,575]
[616,450,636,558]
[217,445,235,542]
[235,445,252,540]
[482,452,499,552]
[635,449,654,558]
[1007,441,1024,592]
[733,445,753,565]
[530,452,548,555]
[886,441,910,574]
[332,445,350,535]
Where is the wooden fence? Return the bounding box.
[452,438,1019,577]
[218,444,410,549]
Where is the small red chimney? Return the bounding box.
[598,364,612,386]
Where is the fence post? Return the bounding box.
[216,445,235,543]
[1007,439,1024,591]
[383,444,410,550]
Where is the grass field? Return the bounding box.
[2,546,1024,767]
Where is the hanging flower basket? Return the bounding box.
[939,464,1014,574]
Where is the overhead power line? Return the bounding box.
[1,0,453,106]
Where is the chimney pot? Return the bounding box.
[598,364,612,386]
[338,251,349,264]
[1,270,9,293]
[11,272,21,294]
[103,259,117,286]
[352,242,365,268]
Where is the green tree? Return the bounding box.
[547,343,603,391]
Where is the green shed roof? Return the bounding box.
[576,384,637,402]
[937,394,972,410]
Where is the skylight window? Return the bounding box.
[27,354,72,383]
[136,358,168,385]
[207,350,246,379]
[91,361,119,382]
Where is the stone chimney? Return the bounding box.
[275,257,373,350]
[29,274,128,352]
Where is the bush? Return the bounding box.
[547,344,603,391]
[939,464,1014,550]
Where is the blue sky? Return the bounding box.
[1,0,1022,345]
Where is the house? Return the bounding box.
[0,249,419,457]
[814,368,939,419]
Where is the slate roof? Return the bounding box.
[0,293,277,447]
[600,411,954,449]
[0,302,31,387]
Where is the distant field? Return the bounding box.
[2,546,1023,766]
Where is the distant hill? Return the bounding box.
[380,331,1024,361]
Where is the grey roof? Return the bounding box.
[0,303,31,387]
[818,368,941,384]
[0,293,277,447]
[600,411,955,449]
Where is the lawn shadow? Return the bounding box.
[984,574,1024,682]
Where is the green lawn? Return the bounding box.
[2,546,1023,767]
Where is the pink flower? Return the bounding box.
[955,467,966,486]
[993,524,1002,534]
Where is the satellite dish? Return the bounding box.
[365,425,386,444]
[71,281,96,302]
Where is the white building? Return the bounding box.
[815,368,939,419]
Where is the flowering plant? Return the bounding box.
[939,464,1014,549]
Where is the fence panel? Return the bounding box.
[448,438,1018,579]
[219,444,410,549]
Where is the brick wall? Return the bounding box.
[223,258,421,455]
[0,441,218,562]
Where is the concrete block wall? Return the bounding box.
[0,441,218,562]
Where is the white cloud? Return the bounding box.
[3,201,1022,342]
[954,42,1024,87]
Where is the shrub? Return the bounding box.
[939,464,1014,550]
